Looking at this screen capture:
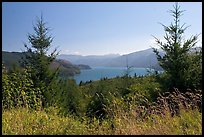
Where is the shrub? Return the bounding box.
[2,65,42,110]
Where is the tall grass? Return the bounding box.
[112,108,202,135]
[2,106,201,135]
[2,106,88,135]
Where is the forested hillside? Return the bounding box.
[2,51,82,77]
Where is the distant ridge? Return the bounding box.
[57,48,164,70]
[57,47,201,71]
[57,53,120,67]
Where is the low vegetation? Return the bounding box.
[2,72,202,135]
[2,89,202,135]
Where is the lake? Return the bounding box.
[72,67,155,84]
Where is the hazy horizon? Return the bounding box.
[2,2,202,56]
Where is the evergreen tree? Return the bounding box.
[152,3,202,91]
[22,14,59,107]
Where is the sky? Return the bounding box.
[2,2,202,56]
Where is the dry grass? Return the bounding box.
[2,107,88,135]
[112,108,202,135]
[2,106,202,135]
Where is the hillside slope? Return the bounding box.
[2,51,81,77]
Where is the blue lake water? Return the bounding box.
[72,67,154,84]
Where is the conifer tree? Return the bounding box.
[22,14,59,106]
[153,3,202,91]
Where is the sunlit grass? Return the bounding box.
[113,108,202,135]
[2,106,202,135]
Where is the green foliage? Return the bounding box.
[152,3,202,91]
[86,80,114,120]
[183,49,202,89]
[2,68,202,135]
[51,79,86,117]
[2,64,42,110]
[128,76,161,102]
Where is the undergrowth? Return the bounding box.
[2,104,202,135]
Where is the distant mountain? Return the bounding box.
[57,54,120,67]
[57,48,164,70]
[2,51,88,77]
[104,47,201,70]
[105,48,164,70]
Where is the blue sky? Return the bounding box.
[2,2,202,56]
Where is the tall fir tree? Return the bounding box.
[152,3,202,91]
[22,14,59,107]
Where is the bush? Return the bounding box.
[2,64,42,110]
[128,76,162,102]
[54,79,86,117]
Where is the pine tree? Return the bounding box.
[152,3,202,91]
[22,14,59,107]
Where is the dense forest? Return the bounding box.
[2,3,202,135]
